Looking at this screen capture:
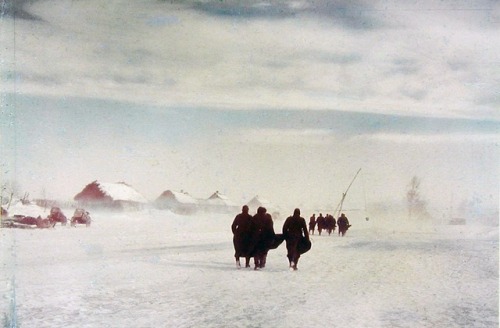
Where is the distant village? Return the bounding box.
[2,179,494,227]
[2,180,281,220]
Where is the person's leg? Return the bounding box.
[234,238,240,263]
[286,240,294,268]
[254,255,261,270]
[293,255,300,270]
[287,238,300,269]
[234,243,241,268]
[261,252,267,268]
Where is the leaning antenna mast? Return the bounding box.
[334,168,362,217]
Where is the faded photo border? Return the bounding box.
[1,1,498,327]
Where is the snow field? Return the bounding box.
[1,209,497,327]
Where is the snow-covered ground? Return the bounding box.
[1,208,498,328]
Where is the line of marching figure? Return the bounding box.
[231,206,312,271]
[308,212,351,236]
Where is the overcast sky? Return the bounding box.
[1,0,498,215]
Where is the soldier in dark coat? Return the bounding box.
[325,214,336,235]
[260,213,275,268]
[308,214,316,235]
[337,213,351,236]
[316,213,325,235]
[282,208,309,270]
[231,205,254,268]
[251,207,275,270]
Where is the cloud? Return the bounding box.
[1,0,42,20]
[192,1,296,19]
[238,128,336,145]
[189,0,386,30]
[2,93,497,210]
[0,0,497,214]
[145,15,181,27]
[476,92,500,107]
[237,126,499,146]
[1,0,498,122]
[364,132,499,144]
[387,58,421,76]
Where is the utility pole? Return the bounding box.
[334,168,362,217]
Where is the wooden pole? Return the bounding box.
[335,168,362,217]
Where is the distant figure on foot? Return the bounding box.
[308,214,316,235]
[231,205,254,268]
[316,213,325,235]
[325,214,336,235]
[337,213,351,236]
[282,208,310,271]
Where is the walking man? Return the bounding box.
[282,208,310,271]
[251,207,275,270]
[231,205,254,268]
[308,213,316,235]
[337,213,351,237]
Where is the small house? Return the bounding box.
[155,190,198,215]
[246,195,280,219]
[201,191,239,213]
[74,180,147,211]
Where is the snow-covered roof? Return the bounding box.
[161,190,198,204]
[206,191,237,206]
[247,195,272,207]
[98,182,148,203]
[3,200,48,217]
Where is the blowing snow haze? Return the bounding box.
[0,0,498,220]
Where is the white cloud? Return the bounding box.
[363,132,499,144]
[239,128,336,144]
[1,0,498,121]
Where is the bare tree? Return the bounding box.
[1,179,19,209]
[40,187,48,210]
[407,176,429,220]
[21,192,30,205]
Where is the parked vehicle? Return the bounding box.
[71,208,91,227]
[1,215,55,229]
[48,207,67,226]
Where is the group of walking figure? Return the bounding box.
[231,206,311,271]
[308,212,351,236]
